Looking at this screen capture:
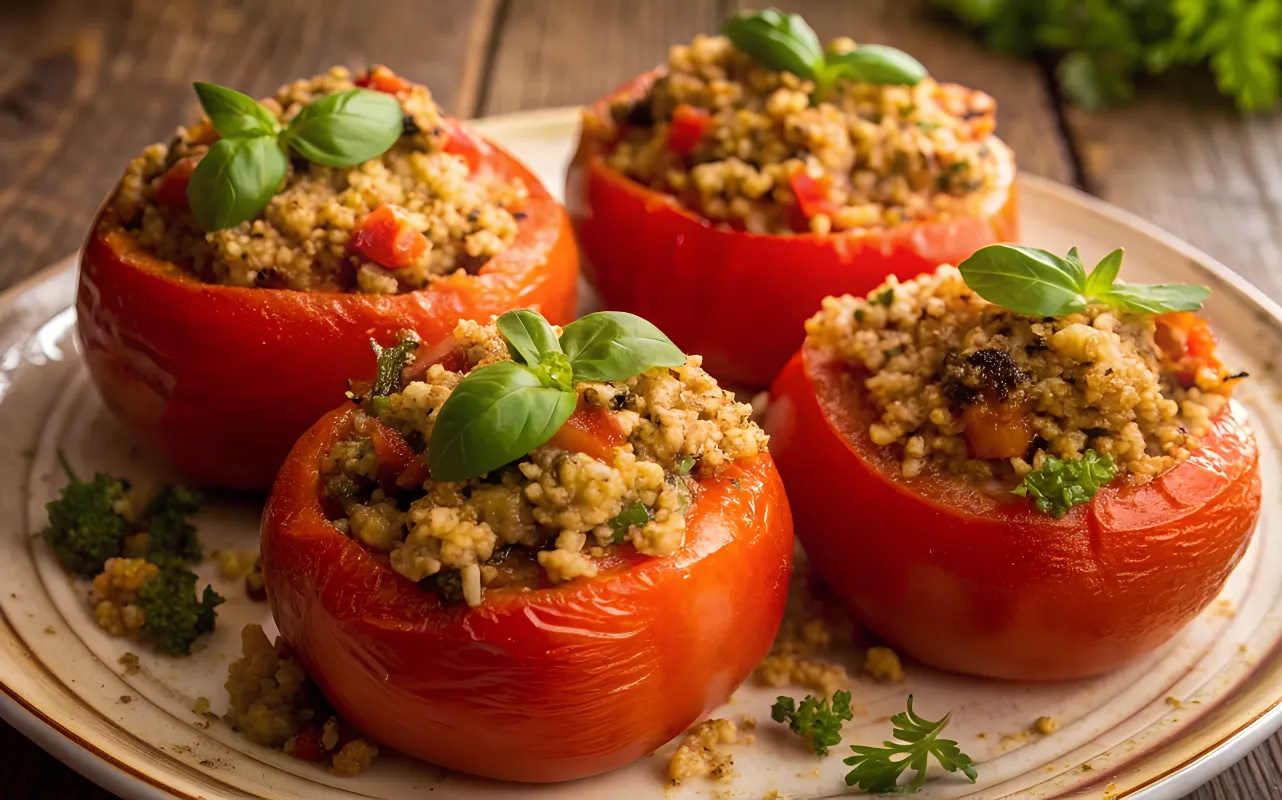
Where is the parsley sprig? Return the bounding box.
[1013,449,1116,518]
[935,0,1282,112]
[958,244,1210,318]
[428,310,685,481]
[721,10,927,98]
[772,690,854,756]
[186,81,403,231]
[844,695,977,793]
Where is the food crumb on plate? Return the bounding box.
[668,718,738,783]
[1033,716,1059,735]
[118,695,132,704]
[118,652,140,675]
[215,550,259,580]
[862,646,904,684]
[192,696,211,715]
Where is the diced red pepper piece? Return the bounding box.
[1156,311,1224,387]
[356,65,413,95]
[401,336,468,385]
[287,726,328,762]
[788,171,841,221]
[350,205,427,269]
[666,104,712,157]
[155,157,201,211]
[365,415,428,489]
[545,399,626,463]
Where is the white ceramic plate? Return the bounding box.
[1,108,1280,800]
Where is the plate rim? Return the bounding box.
[0,107,1279,800]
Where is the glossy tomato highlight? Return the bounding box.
[766,347,1261,681]
[261,405,793,782]
[566,71,1019,388]
[78,120,577,492]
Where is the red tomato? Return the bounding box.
[544,400,625,462]
[78,110,578,491]
[261,405,794,782]
[362,414,427,489]
[962,402,1033,460]
[666,104,711,156]
[350,205,427,269]
[788,171,840,222]
[355,65,412,95]
[1156,311,1224,387]
[566,70,1020,388]
[287,725,328,762]
[766,346,1261,680]
[155,157,200,210]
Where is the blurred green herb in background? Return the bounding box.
[932,0,1282,112]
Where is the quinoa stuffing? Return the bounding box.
[668,718,739,783]
[325,315,768,607]
[590,34,1012,236]
[806,262,1240,490]
[108,66,526,293]
[224,624,378,775]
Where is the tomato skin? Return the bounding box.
[77,121,578,491]
[566,70,1019,388]
[766,347,1260,680]
[355,64,413,95]
[155,157,200,210]
[350,205,427,268]
[788,171,840,222]
[666,104,711,156]
[261,405,793,782]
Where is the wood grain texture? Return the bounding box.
[0,1,1278,799]
[1064,75,1282,301]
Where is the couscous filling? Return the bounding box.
[806,265,1241,487]
[324,318,768,606]
[108,66,526,293]
[590,34,1012,236]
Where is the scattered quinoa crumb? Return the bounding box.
[669,719,738,783]
[756,615,849,696]
[862,646,904,684]
[1033,716,1059,735]
[192,696,211,715]
[215,550,259,581]
[741,714,758,729]
[118,652,141,675]
[1165,696,1185,709]
[119,695,133,704]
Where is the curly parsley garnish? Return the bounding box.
[43,454,130,578]
[1012,449,1116,518]
[958,244,1210,318]
[771,690,854,756]
[844,695,977,793]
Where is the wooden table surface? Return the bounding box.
[1,0,1280,797]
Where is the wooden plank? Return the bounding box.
[0,0,492,291]
[481,0,721,114]
[1064,81,1282,302]
[722,0,1075,185]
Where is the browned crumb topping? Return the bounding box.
[1033,716,1059,735]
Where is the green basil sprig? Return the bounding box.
[721,9,927,98]
[429,310,685,481]
[185,81,403,231]
[958,244,1211,317]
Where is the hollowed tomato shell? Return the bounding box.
[77,123,578,491]
[261,405,794,782]
[565,71,1019,388]
[766,347,1261,681]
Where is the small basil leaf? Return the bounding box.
[371,335,419,397]
[497,309,562,365]
[282,89,403,168]
[607,501,651,544]
[825,44,928,86]
[533,351,574,393]
[721,9,823,79]
[428,362,577,481]
[559,311,686,383]
[958,244,1089,317]
[186,136,288,231]
[193,82,279,139]
[1083,248,1123,298]
[1096,283,1210,314]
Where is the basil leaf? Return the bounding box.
[497,309,562,365]
[957,244,1088,317]
[607,501,651,544]
[186,136,288,231]
[1084,248,1123,298]
[721,9,823,79]
[1097,283,1211,314]
[559,311,686,383]
[371,335,419,397]
[532,351,574,393]
[825,44,928,86]
[428,362,576,481]
[282,89,403,168]
[193,82,279,139]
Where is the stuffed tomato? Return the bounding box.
[78,66,577,491]
[261,311,793,781]
[566,11,1017,388]
[767,245,1260,680]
